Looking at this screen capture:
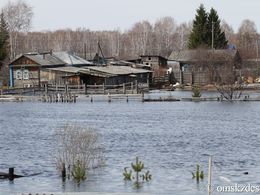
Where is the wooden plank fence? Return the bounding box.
[3,82,149,95]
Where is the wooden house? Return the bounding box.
[140,55,168,77]
[44,65,152,86]
[79,66,152,85]
[168,49,241,85]
[9,51,92,88]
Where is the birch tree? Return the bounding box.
[3,0,33,59]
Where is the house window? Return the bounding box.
[16,70,22,80]
[23,69,29,80]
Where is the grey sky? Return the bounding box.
[0,0,259,32]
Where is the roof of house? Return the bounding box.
[140,55,168,60]
[86,66,152,75]
[10,51,93,66]
[24,53,65,66]
[46,65,152,78]
[169,49,239,63]
[85,52,99,61]
[53,52,93,65]
[46,66,82,74]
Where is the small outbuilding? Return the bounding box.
[168,49,241,85]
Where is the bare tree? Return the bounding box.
[154,17,177,56]
[215,72,244,101]
[174,22,192,50]
[3,0,33,59]
[237,19,258,59]
[221,20,235,43]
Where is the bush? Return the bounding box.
[55,124,104,182]
[192,85,201,98]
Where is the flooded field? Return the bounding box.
[0,92,260,195]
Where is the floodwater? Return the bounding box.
[0,91,260,195]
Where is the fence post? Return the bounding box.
[108,94,111,103]
[141,92,144,102]
[103,83,105,94]
[135,80,138,94]
[45,84,48,94]
[208,156,212,195]
[9,167,14,181]
[85,84,87,95]
[131,82,133,94]
[61,163,66,180]
[65,84,68,94]
[123,83,126,94]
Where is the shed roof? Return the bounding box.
[86,66,152,75]
[46,66,82,74]
[46,65,151,78]
[169,49,238,63]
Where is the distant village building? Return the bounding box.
[168,49,241,85]
[140,55,168,77]
[241,59,260,82]
[9,51,151,88]
[9,51,92,87]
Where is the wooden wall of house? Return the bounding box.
[13,66,39,88]
[41,70,81,85]
[141,56,168,71]
[84,73,150,85]
[12,56,37,66]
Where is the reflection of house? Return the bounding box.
[168,49,241,85]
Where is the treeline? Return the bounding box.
[1,0,260,61]
[14,18,260,60]
[14,17,191,59]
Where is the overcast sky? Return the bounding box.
[0,0,259,32]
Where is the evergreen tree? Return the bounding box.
[207,8,228,49]
[188,5,228,49]
[0,11,9,62]
[188,4,209,49]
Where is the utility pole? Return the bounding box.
[256,40,259,76]
[212,21,214,50]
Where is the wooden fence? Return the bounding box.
[3,82,149,95]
